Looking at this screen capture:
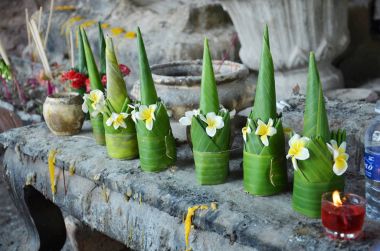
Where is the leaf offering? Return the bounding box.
[291,52,346,218]
[242,26,287,195]
[132,28,176,172]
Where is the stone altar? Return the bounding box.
[0,98,379,251]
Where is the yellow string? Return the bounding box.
[184,205,209,250]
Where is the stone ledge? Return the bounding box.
[0,98,379,250]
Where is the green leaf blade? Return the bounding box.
[250,25,277,122]
[105,36,129,112]
[137,27,157,105]
[200,38,219,114]
[81,27,104,92]
[303,52,330,141]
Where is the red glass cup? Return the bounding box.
[321,191,366,240]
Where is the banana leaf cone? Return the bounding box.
[190,38,231,185]
[98,22,106,76]
[103,36,138,159]
[135,28,176,172]
[243,26,287,195]
[292,52,345,218]
[81,27,105,145]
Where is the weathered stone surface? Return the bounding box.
[325,88,379,103]
[360,79,380,94]
[1,97,379,250]
[37,0,238,86]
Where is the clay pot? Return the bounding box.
[43,92,84,135]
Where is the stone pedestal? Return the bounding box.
[220,0,350,100]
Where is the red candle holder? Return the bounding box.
[321,191,366,240]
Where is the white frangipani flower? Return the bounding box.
[286,134,310,171]
[254,118,277,146]
[327,140,349,176]
[105,112,128,130]
[179,109,200,126]
[199,112,224,137]
[242,126,251,142]
[135,104,157,131]
[82,90,105,117]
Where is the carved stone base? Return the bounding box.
[275,63,344,100]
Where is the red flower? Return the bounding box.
[85,78,91,93]
[61,70,87,90]
[119,64,131,76]
[101,75,107,86]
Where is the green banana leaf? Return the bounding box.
[293,172,344,218]
[104,113,138,159]
[244,119,287,195]
[303,52,330,142]
[137,28,157,105]
[243,151,287,195]
[81,27,105,145]
[90,115,106,145]
[296,137,335,183]
[135,102,176,172]
[199,38,219,114]
[105,36,129,112]
[98,22,106,76]
[191,111,230,184]
[80,27,104,92]
[194,150,229,185]
[103,36,137,159]
[292,53,346,218]
[136,28,176,171]
[249,25,276,122]
[189,38,231,185]
[243,26,287,195]
[76,27,87,74]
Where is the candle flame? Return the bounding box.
[332,190,343,207]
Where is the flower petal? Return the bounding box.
[206,126,216,137]
[119,121,127,129]
[292,157,299,171]
[333,161,348,176]
[257,119,265,126]
[289,134,300,147]
[268,127,277,136]
[82,102,88,113]
[295,148,310,160]
[215,116,224,129]
[260,135,269,146]
[185,110,194,118]
[199,114,207,123]
[146,118,153,131]
[268,118,274,127]
[339,142,347,152]
[106,117,113,127]
[179,116,191,126]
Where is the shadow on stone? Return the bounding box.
[23,185,66,251]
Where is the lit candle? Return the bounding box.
[321,191,366,240]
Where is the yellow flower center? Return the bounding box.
[257,125,269,136]
[289,141,305,157]
[114,115,125,125]
[206,118,217,128]
[89,93,100,104]
[140,107,154,121]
